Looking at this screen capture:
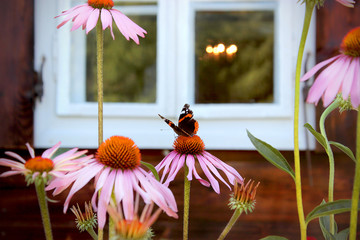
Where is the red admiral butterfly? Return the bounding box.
[158,104,199,137]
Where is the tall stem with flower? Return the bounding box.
[35,180,53,240]
[294,2,315,239]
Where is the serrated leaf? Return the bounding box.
[329,141,356,163]
[259,236,289,240]
[247,130,295,181]
[304,123,327,151]
[306,199,359,224]
[141,161,160,181]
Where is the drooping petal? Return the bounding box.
[350,59,360,108]
[340,57,357,100]
[86,8,100,34]
[91,167,111,210]
[122,170,135,219]
[197,156,220,193]
[306,56,347,105]
[101,9,115,39]
[71,6,94,31]
[97,170,116,229]
[185,154,210,187]
[323,57,351,106]
[197,154,231,190]
[0,171,24,178]
[164,154,185,185]
[336,0,355,8]
[110,9,147,44]
[301,55,340,81]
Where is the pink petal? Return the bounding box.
[113,170,125,204]
[197,157,220,193]
[56,4,89,29]
[42,142,61,159]
[307,56,347,105]
[86,8,100,34]
[341,57,357,100]
[323,57,351,106]
[186,154,210,187]
[101,9,115,39]
[4,151,26,163]
[350,59,360,108]
[0,171,23,178]
[336,0,355,7]
[71,7,94,31]
[0,159,25,169]
[164,154,185,185]
[97,170,116,229]
[197,155,231,190]
[110,9,147,44]
[63,164,102,212]
[25,143,35,159]
[91,168,111,211]
[301,55,340,81]
[122,170,135,219]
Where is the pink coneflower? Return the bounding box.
[46,136,178,229]
[0,142,90,184]
[56,0,147,44]
[301,26,360,108]
[107,197,162,240]
[156,135,243,193]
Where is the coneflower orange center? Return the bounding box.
[173,135,205,154]
[341,27,360,57]
[24,157,54,172]
[96,136,141,169]
[116,220,147,238]
[88,0,114,9]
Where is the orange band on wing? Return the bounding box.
[178,114,192,123]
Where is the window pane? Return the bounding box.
[195,11,274,104]
[86,14,157,103]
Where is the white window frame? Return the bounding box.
[34,0,316,150]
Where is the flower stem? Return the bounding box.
[35,180,53,240]
[183,164,191,240]
[96,20,104,240]
[349,108,360,240]
[319,99,340,234]
[217,209,243,240]
[294,2,315,240]
[96,20,104,146]
[87,227,98,240]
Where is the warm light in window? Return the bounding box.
[226,44,238,55]
[206,45,213,53]
[205,43,237,56]
[217,43,225,53]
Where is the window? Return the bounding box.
[34,0,315,149]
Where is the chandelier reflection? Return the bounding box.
[205,43,238,57]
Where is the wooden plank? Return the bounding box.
[0,0,34,148]
[0,150,356,239]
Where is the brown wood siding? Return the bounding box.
[315,1,360,152]
[0,0,35,149]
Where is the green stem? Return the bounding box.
[349,108,360,240]
[294,2,315,240]
[87,227,98,240]
[319,99,340,234]
[96,20,104,240]
[183,164,191,240]
[35,181,53,240]
[217,209,243,240]
[96,20,104,146]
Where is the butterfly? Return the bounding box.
[158,104,199,137]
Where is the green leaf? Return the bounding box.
[247,130,295,180]
[335,228,349,240]
[329,141,356,163]
[319,207,336,240]
[306,199,359,224]
[141,161,160,181]
[304,123,327,151]
[259,236,289,240]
